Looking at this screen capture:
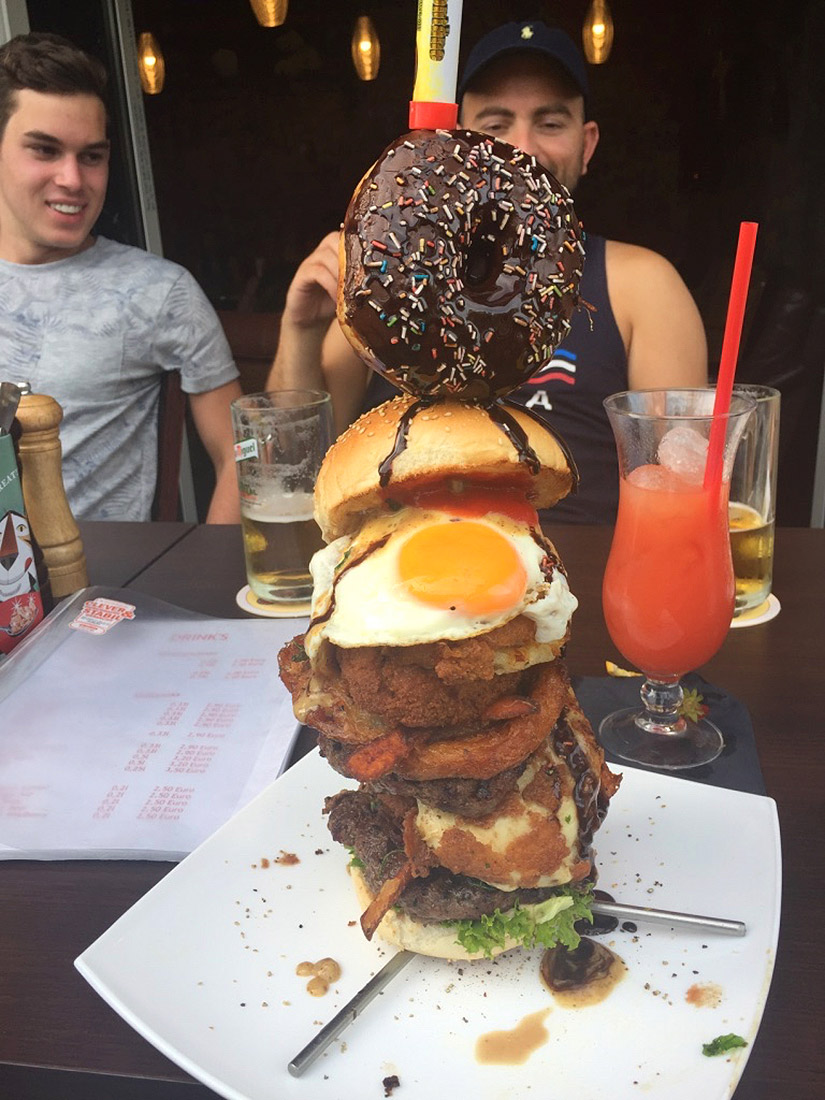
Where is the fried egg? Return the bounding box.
[306,505,577,653]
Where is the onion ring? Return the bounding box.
[393,661,569,781]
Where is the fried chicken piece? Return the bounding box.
[337,645,522,728]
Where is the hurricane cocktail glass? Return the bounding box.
[600,388,755,769]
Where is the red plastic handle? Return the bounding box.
[408,100,458,130]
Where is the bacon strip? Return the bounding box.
[360,862,415,939]
[345,729,409,780]
[482,694,539,721]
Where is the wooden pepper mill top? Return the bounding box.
[14,391,88,598]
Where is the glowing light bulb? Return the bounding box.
[352,15,380,81]
[249,0,288,28]
[583,0,614,65]
[137,32,165,95]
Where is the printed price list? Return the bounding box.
[0,612,305,858]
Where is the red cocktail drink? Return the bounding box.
[603,467,734,680]
[599,389,755,770]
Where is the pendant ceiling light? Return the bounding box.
[249,0,288,28]
[582,0,614,65]
[352,15,380,81]
[137,32,165,95]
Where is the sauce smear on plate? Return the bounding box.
[475,1008,551,1065]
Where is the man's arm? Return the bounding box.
[189,378,244,523]
[267,231,370,435]
[605,241,708,389]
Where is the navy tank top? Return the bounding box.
[361,233,627,524]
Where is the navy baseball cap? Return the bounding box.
[458,21,589,106]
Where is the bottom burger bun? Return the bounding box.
[349,866,516,961]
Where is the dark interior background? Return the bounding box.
[24,0,825,522]
[126,0,825,349]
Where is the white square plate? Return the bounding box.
[76,751,780,1100]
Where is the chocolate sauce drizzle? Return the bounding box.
[510,400,580,492]
[551,707,607,862]
[485,401,541,475]
[377,396,436,488]
[377,396,555,489]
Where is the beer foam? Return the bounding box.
[241,491,315,523]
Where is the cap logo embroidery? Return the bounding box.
[521,25,534,39]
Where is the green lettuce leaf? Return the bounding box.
[447,883,594,959]
[345,846,365,870]
[702,1033,748,1057]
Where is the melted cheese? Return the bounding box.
[415,790,581,890]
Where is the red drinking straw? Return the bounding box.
[703,221,759,490]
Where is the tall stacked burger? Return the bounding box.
[279,128,621,962]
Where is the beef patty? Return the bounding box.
[320,736,531,817]
[325,787,575,923]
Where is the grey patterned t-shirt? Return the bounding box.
[0,236,238,520]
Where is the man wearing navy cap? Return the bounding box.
[458,22,597,194]
[451,21,708,521]
[268,22,707,522]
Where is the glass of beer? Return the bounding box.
[729,384,780,617]
[231,390,332,603]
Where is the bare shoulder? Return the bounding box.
[604,238,701,320]
[605,239,685,286]
[604,240,707,388]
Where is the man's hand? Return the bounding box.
[282,230,340,330]
[266,231,371,436]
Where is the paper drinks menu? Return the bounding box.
[0,589,307,860]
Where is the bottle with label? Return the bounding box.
[0,406,46,657]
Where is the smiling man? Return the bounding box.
[0,33,242,522]
[267,22,707,523]
[0,85,110,263]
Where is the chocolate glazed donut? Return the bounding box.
[339,128,586,401]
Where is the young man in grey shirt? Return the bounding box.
[0,32,242,521]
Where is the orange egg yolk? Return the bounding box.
[397,520,528,615]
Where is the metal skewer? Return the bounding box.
[288,949,414,1077]
[591,899,746,936]
[287,900,746,1075]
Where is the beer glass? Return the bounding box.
[729,384,780,617]
[231,390,332,603]
[600,389,755,769]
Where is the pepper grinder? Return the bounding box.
[14,390,89,597]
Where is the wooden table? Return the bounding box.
[78,520,196,590]
[1,523,823,1099]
